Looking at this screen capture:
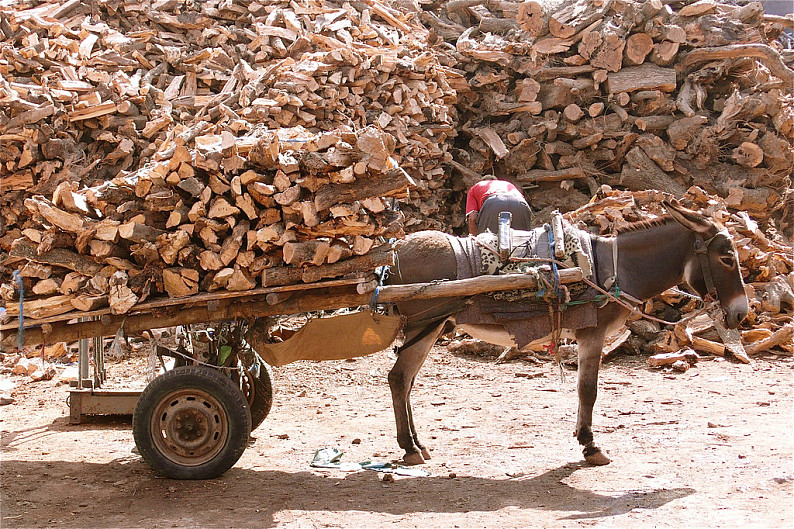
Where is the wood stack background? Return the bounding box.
[1,0,792,357]
[429,0,793,232]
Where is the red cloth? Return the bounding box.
[465,180,525,216]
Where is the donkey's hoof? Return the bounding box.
[421,447,432,461]
[402,452,426,466]
[585,450,611,466]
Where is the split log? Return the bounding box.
[590,30,625,73]
[24,197,85,233]
[163,268,200,297]
[31,279,61,296]
[10,239,103,275]
[283,240,331,266]
[616,147,687,197]
[605,64,677,93]
[227,268,257,291]
[4,294,76,319]
[475,128,510,159]
[300,244,395,283]
[314,168,413,211]
[219,222,249,266]
[71,294,108,312]
[745,322,793,355]
[109,271,138,315]
[549,0,612,39]
[119,221,166,244]
[647,349,699,367]
[516,167,586,184]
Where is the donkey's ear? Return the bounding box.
[663,199,715,235]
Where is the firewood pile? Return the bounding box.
[1,0,792,357]
[1,124,414,318]
[0,0,456,319]
[0,0,459,227]
[428,0,793,232]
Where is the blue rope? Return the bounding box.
[369,286,381,309]
[370,265,389,310]
[13,270,24,351]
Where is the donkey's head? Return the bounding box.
[664,199,749,328]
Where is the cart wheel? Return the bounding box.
[133,365,251,479]
[246,362,273,431]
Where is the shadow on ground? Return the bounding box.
[0,458,694,528]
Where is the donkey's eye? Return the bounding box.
[719,256,734,267]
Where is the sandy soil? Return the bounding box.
[1,345,792,528]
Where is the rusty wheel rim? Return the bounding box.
[150,388,229,467]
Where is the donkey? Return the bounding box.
[387,199,749,466]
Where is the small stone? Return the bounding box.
[381,473,394,483]
[352,438,361,445]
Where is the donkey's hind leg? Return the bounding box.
[574,325,612,466]
[388,320,447,465]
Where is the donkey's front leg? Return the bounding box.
[388,321,446,465]
[406,389,431,461]
[574,326,611,466]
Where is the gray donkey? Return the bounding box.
[386,199,749,466]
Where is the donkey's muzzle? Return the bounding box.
[724,295,749,329]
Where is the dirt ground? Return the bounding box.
[1,343,792,529]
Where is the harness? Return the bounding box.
[694,231,727,300]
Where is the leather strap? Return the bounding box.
[694,234,718,298]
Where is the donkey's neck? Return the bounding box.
[600,221,695,301]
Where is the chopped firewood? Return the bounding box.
[745,323,793,356]
[163,268,199,298]
[605,65,677,94]
[108,271,138,315]
[71,294,108,312]
[4,295,76,320]
[283,241,331,267]
[648,349,700,367]
[624,33,654,66]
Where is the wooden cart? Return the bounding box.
[1,267,582,479]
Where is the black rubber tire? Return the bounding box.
[248,361,273,431]
[132,365,251,480]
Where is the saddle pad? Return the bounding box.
[476,221,593,279]
[445,222,598,348]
